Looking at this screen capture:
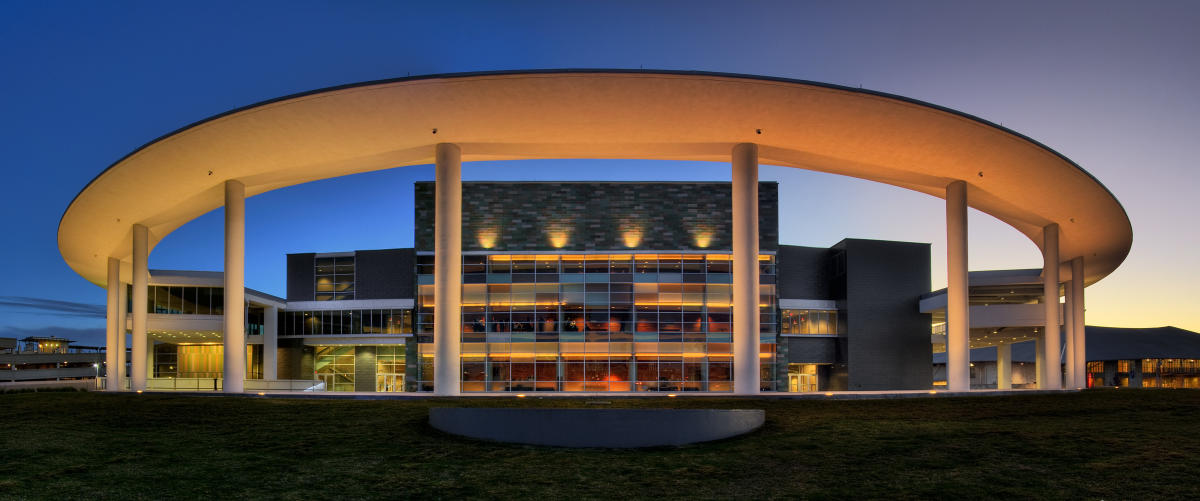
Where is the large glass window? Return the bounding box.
[150,344,262,381]
[415,252,778,392]
[376,345,406,392]
[780,309,838,335]
[315,256,355,301]
[247,306,265,336]
[143,286,225,315]
[279,309,412,336]
[314,346,355,391]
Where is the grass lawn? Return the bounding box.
[1,389,1198,499]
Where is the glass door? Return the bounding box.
[377,373,404,392]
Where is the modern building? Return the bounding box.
[931,326,1200,389]
[57,70,1135,394]
[0,336,104,383]
[132,181,930,393]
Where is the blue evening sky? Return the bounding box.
[2,1,1197,345]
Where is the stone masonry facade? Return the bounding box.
[414,182,778,252]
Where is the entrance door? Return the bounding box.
[377,373,404,392]
[787,364,820,392]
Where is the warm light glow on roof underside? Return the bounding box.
[59,71,1130,290]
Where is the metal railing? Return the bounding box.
[97,377,326,392]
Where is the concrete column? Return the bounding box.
[1042,224,1061,389]
[146,341,155,379]
[105,257,120,391]
[1071,257,1086,388]
[224,180,246,393]
[946,180,970,392]
[996,343,1011,390]
[131,224,149,391]
[433,143,462,396]
[264,305,278,380]
[731,143,760,395]
[1035,335,1045,389]
[1064,275,1076,388]
[117,279,127,385]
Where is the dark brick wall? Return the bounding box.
[414,182,778,252]
[354,346,377,392]
[355,249,415,299]
[833,239,932,390]
[301,345,314,381]
[277,338,305,380]
[786,337,839,364]
[777,245,834,299]
[286,253,315,302]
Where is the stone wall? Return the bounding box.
[415,182,778,252]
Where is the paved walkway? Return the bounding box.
[109,387,1080,400]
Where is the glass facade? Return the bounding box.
[315,256,355,301]
[780,309,838,335]
[376,345,406,392]
[414,253,778,392]
[152,344,262,379]
[314,345,355,391]
[309,345,408,392]
[134,285,225,315]
[279,309,412,336]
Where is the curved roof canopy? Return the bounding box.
[59,70,1132,286]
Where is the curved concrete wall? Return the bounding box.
[429,407,764,448]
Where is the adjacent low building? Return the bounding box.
[932,326,1200,389]
[0,337,104,383]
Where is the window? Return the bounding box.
[314,346,355,391]
[144,286,224,315]
[279,309,413,336]
[315,256,355,301]
[415,252,780,392]
[780,309,838,335]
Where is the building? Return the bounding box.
[142,181,931,393]
[56,70,1135,394]
[931,326,1200,389]
[0,336,104,383]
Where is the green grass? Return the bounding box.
[1,390,1198,499]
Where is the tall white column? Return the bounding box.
[224,180,246,393]
[732,143,761,395]
[433,143,462,396]
[117,279,127,386]
[146,340,155,380]
[131,224,149,391]
[105,257,120,391]
[1064,275,1076,388]
[1042,224,1061,390]
[1071,257,1086,388]
[996,343,1011,390]
[1035,335,1045,388]
[946,180,970,392]
[264,305,278,380]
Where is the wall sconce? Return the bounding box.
[622,229,642,248]
[477,229,498,249]
[691,225,714,248]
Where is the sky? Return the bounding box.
[1,1,1198,346]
